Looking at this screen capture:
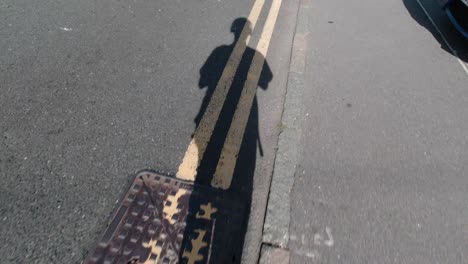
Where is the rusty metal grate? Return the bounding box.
[85,171,246,264]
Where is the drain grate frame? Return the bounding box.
[85,171,247,264]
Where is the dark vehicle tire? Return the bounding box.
[445,0,468,39]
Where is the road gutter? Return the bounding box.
[259,0,309,262]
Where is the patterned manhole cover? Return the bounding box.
[85,171,246,264]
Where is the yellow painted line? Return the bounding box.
[212,0,283,189]
[176,0,266,181]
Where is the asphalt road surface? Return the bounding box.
[1,0,467,263]
[289,0,468,263]
[1,0,298,263]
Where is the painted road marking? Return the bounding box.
[176,0,266,181]
[415,0,468,76]
[212,0,283,189]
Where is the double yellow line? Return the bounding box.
[176,0,283,189]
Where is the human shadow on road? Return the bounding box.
[403,0,468,63]
[178,17,272,263]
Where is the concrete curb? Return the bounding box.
[260,0,309,261]
[259,244,291,264]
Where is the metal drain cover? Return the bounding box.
[85,171,246,264]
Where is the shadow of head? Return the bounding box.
[231,17,252,43]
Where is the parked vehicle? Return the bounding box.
[439,0,468,39]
